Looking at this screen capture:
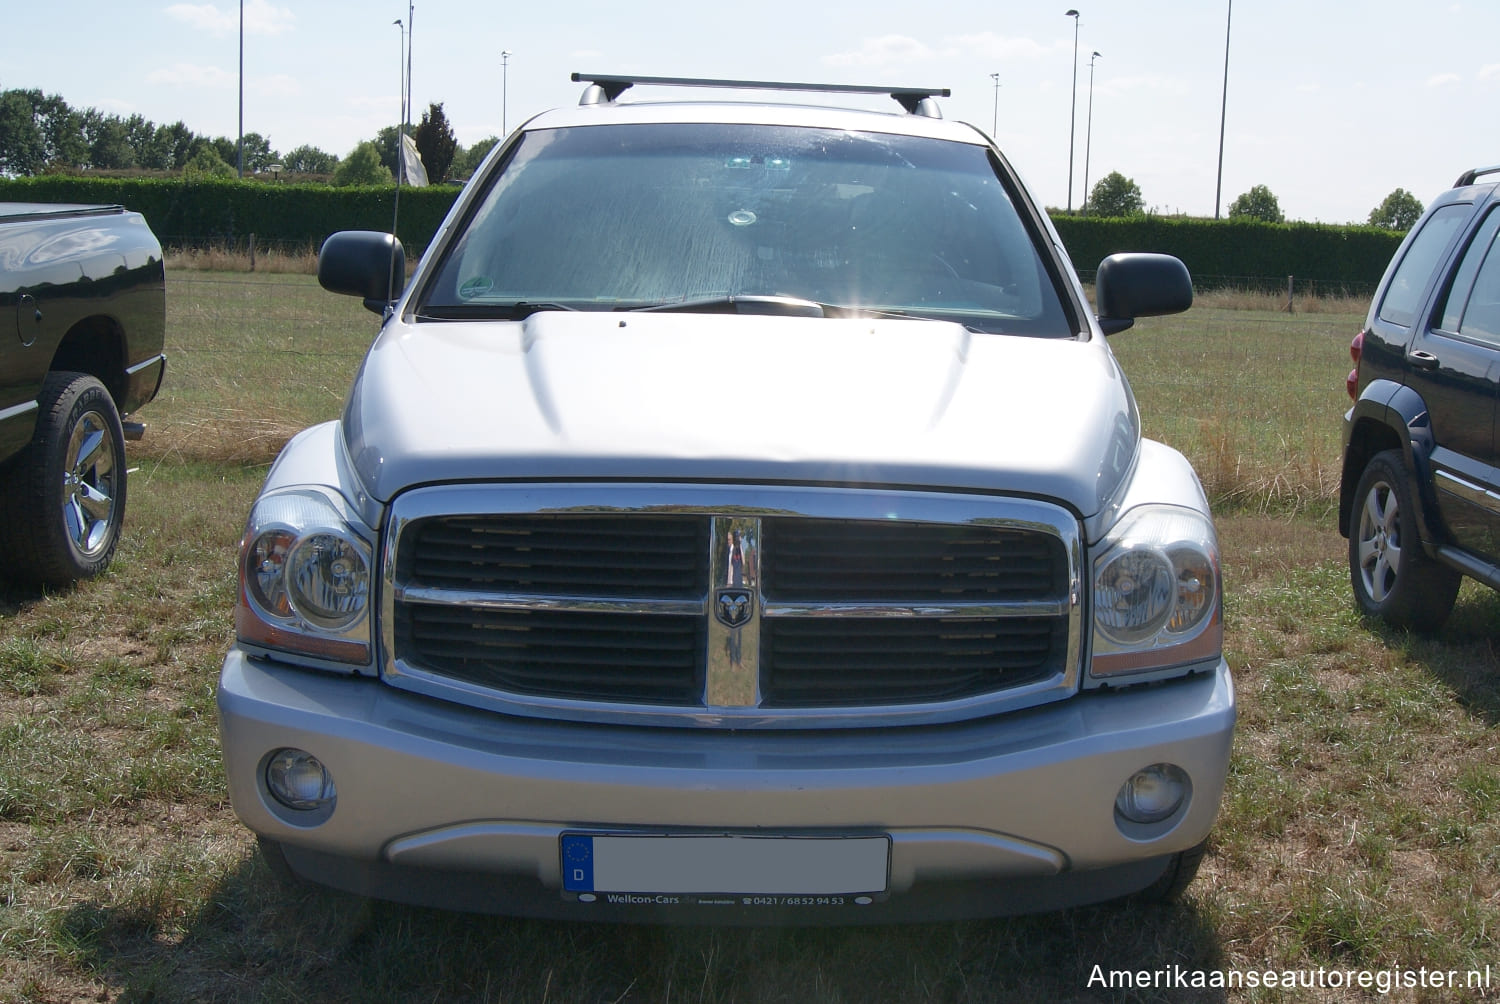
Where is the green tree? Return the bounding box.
[452,136,499,179]
[414,102,458,183]
[0,89,46,175]
[1228,184,1285,223]
[81,111,135,170]
[283,144,339,174]
[332,141,393,186]
[374,125,403,177]
[183,146,234,179]
[1088,171,1145,217]
[238,132,279,173]
[1369,188,1424,231]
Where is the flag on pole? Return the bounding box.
[399,132,428,187]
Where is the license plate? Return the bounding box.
[561,833,889,896]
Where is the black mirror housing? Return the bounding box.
[318,231,407,315]
[1095,252,1193,335]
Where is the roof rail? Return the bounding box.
[570,73,951,117]
[1454,165,1500,187]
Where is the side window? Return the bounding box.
[1377,204,1470,328]
[1456,232,1500,348]
[1438,207,1500,333]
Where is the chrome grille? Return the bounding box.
[383,484,1082,729]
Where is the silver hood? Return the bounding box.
[341,311,1139,518]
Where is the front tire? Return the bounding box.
[1348,449,1460,632]
[0,372,128,587]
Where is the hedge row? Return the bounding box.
[1050,215,1403,292]
[0,175,1407,288]
[0,175,456,255]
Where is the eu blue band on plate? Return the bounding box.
[561,834,594,891]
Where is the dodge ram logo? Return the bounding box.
[715,588,753,628]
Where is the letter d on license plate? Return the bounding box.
[561,833,889,895]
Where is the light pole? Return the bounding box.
[1214,0,1232,219]
[989,72,1000,137]
[1065,9,1080,213]
[502,51,512,135]
[1082,51,1100,215]
[237,0,244,178]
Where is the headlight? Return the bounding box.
[236,489,374,666]
[1090,505,1221,680]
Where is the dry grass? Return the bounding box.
[166,246,319,275]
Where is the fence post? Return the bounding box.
[249,233,257,272]
[1286,274,1294,314]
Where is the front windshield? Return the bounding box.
[424,122,1070,335]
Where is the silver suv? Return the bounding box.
[219,74,1234,922]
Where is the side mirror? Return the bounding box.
[1094,252,1193,335]
[318,231,406,315]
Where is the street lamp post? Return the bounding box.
[1215,0,1232,219]
[502,51,512,135]
[237,0,244,178]
[989,72,1000,138]
[1065,9,1080,213]
[1083,51,1100,215]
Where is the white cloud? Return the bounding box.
[1479,64,1500,81]
[256,73,300,98]
[823,35,935,68]
[146,63,235,88]
[1426,72,1462,87]
[942,31,1052,63]
[164,0,294,37]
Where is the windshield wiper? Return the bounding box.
[417,301,580,321]
[623,294,829,317]
[621,295,925,322]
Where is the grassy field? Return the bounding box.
[1,274,1498,1002]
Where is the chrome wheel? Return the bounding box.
[1354,477,1400,603]
[62,407,121,559]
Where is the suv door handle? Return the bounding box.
[1407,349,1441,370]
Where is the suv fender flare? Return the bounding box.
[1341,380,1443,546]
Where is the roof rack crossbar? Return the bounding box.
[570,73,950,115]
[1455,165,1500,188]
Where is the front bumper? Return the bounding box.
[219,650,1235,922]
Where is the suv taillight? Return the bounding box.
[1346,330,1365,401]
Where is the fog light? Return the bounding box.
[266,748,337,811]
[1115,763,1188,824]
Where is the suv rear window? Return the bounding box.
[424,123,1069,336]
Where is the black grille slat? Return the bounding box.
[397,605,704,704]
[404,515,709,598]
[760,618,1063,706]
[762,519,1065,602]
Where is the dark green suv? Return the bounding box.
[1342,165,1500,631]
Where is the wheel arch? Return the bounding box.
[49,315,128,409]
[1340,381,1442,546]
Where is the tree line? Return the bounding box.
[1080,170,1425,230]
[0,88,499,187]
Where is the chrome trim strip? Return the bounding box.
[395,584,703,616]
[125,352,167,377]
[1435,469,1500,516]
[381,482,1084,730]
[763,599,1072,619]
[0,400,38,423]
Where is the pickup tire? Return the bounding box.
[1134,839,1207,903]
[1348,449,1461,632]
[0,372,127,586]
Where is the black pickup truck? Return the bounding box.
[0,203,166,586]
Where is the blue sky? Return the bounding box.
[3,1,1497,224]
